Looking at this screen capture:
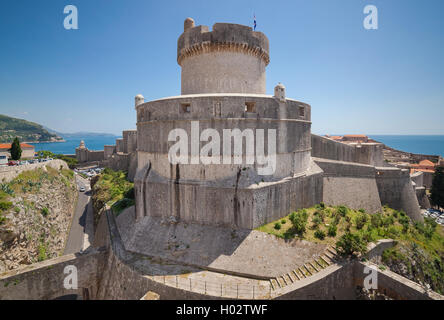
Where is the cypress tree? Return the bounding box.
[9,137,22,160]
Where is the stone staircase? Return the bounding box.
[269,246,340,291]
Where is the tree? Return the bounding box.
[9,137,22,160]
[430,166,444,209]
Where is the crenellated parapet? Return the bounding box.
[177,23,269,66]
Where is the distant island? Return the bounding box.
[0,114,64,143]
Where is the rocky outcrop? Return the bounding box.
[0,166,77,273]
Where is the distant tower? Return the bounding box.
[78,140,86,149]
[135,94,144,107]
[184,17,195,31]
[177,18,270,95]
[274,83,286,102]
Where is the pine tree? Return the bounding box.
[430,166,444,209]
[9,137,22,160]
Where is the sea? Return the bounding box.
[29,136,120,155]
[369,135,444,157]
[29,135,444,158]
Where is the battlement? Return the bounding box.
[177,22,270,66]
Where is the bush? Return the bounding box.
[414,218,437,239]
[336,232,368,257]
[314,229,326,240]
[314,210,325,222]
[274,222,281,230]
[41,207,49,217]
[281,219,286,224]
[0,201,13,211]
[383,215,395,227]
[327,224,337,237]
[337,205,348,217]
[312,216,322,228]
[355,214,368,230]
[289,210,308,236]
[371,213,383,228]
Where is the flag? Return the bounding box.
[254,14,256,31]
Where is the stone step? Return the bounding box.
[303,264,313,276]
[323,251,336,261]
[270,279,278,291]
[282,274,289,286]
[320,255,333,265]
[327,246,338,257]
[314,258,326,270]
[309,261,319,273]
[292,270,301,281]
[297,267,307,278]
[276,276,285,288]
[287,272,295,283]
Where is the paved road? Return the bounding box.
[64,175,94,255]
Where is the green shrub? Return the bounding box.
[337,205,348,217]
[414,218,436,239]
[355,214,368,230]
[312,215,322,228]
[281,219,286,224]
[383,215,395,227]
[336,232,368,257]
[358,208,366,213]
[41,207,49,217]
[371,213,383,228]
[314,210,325,222]
[14,207,20,213]
[314,229,326,240]
[289,210,308,235]
[0,214,6,225]
[0,201,13,211]
[327,224,337,237]
[274,222,281,230]
[37,240,48,262]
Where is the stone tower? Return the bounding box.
[178,20,270,95]
[134,19,322,229]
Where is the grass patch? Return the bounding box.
[91,168,135,215]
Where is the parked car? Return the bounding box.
[79,186,86,192]
[8,161,18,166]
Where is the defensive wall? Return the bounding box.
[311,134,385,167]
[375,167,422,221]
[313,157,382,213]
[0,247,107,300]
[0,159,68,183]
[1,208,442,300]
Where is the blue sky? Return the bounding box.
[0,0,443,135]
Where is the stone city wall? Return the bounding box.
[135,160,323,230]
[375,167,422,221]
[311,134,384,167]
[0,159,68,183]
[313,157,382,213]
[0,247,107,300]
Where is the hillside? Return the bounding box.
[0,164,77,272]
[0,114,63,143]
